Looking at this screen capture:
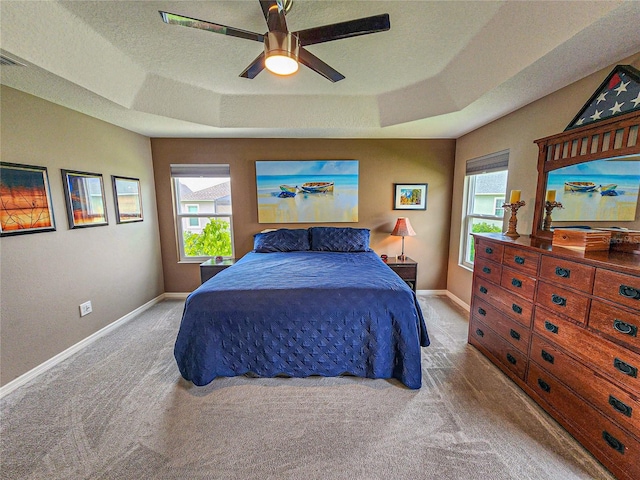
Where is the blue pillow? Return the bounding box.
[309,227,371,252]
[253,229,310,253]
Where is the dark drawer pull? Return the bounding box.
[478,308,486,316]
[602,431,625,454]
[475,328,484,337]
[506,353,517,365]
[485,247,493,254]
[514,256,525,265]
[554,266,570,278]
[551,294,566,307]
[541,350,554,364]
[537,379,550,393]
[511,278,522,288]
[479,286,488,294]
[482,266,491,274]
[512,304,522,314]
[613,319,638,337]
[619,284,640,300]
[544,321,559,334]
[509,329,520,340]
[609,395,633,418]
[613,358,638,378]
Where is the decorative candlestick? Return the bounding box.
[502,200,526,238]
[543,201,563,231]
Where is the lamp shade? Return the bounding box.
[391,217,416,237]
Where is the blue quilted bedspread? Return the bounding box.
[174,251,429,389]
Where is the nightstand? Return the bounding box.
[385,256,417,292]
[200,258,236,283]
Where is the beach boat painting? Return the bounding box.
[300,182,334,193]
[546,157,640,221]
[564,181,597,192]
[256,160,358,223]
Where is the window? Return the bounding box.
[186,205,199,227]
[460,151,509,268]
[171,164,233,262]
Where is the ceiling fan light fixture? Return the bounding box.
[264,31,299,76]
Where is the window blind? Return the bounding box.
[465,150,509,175]
[170,164,230,177]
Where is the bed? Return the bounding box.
[174,227,430,389]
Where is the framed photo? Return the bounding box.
[112,176,143,223]
[0,162,56,236]
[61,169,108,228]
[394,183,427,210]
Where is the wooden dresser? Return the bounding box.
[469,233,640,480]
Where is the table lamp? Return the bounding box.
[391,217,416,260]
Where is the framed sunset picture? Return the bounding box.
[0,162,56,236]
[394,183,427,210]
[61,169,108,229]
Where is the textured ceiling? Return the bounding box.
[1,1,639,138]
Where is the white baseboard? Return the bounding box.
[416,289,470,312]
[445,291,470,312]
[163,292,190,300]
[0,293,169,399]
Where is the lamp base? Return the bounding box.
[397,254,407,261]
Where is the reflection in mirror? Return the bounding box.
[544,155,640,227]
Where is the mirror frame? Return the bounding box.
[531,110,640,240]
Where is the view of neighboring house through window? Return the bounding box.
[460,151,509,268]
[171,164,233,262]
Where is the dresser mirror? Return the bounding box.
[531,110,640,240]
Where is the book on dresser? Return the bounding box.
[469,233,640,480]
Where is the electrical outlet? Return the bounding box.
[79,301,92,317]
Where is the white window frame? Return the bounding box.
[459,151,509,270]
[171,164,233,263]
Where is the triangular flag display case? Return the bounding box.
[566,64,640,130]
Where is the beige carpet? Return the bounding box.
[0,296,614,479]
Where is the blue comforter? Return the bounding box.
[174,251,429,389]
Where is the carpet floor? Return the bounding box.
[0,296,614,479]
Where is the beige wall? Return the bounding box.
[447,53,640,306]
[0,87,164,386]
[151,138,456,293]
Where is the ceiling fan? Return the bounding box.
[159,0,390,82]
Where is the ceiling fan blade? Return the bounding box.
[159,11,264,42]
[298,48,345,83]
[259,0,288,33]
[239,52,266,79]
[294,13,390,46]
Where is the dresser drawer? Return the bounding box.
[539,255,595,293]
[500,266,536,301]
[589,299,640,354]
[528,362,640,480]
[530,335,640,439]
[489,286,533,328]
[474,257,502,285]
[472,297,530,354]
[594,269,640,313]
[473,277,499,301]
[536,280,589,324]
[469,318,528,380]
[475,238,504,262]
[534,307,640,395]
[503,246,540,276]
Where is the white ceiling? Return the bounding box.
[1,0,639,138]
